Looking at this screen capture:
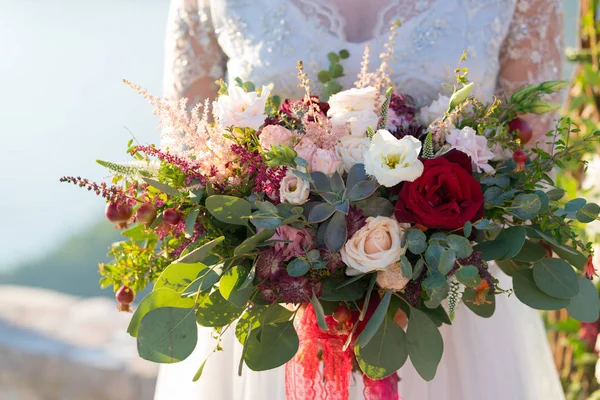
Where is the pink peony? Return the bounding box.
[259,125,295,152]
[271,226,314,261]
[310,148,342,176]
[294,137,318,165]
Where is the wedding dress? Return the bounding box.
[154,0,566,399]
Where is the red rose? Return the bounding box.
[394,149,484,230]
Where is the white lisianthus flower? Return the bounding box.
[214,85,270,131]
[446,126,495,174]
[328,87,382,136]
[341,216,409,276]
[419,94,450,126]
[279,169,310,205]
[363,129,424,187]
[335,135,371,172]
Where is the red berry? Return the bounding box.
[162,208,181,225]
[136,203,157,225]
[539,241,553,258]
[116,285,135,312]
[105,202,133,223]
[508,118,533,144]
[333,303,352,324]
[512,149,527,172]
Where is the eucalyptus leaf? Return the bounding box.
[513,269,570,310]
[287,258,311,277]
[142,178,180,197]
[358,290,392,348]
[438,249,457,275]
[196,291,244,327]
[510,193,542,220]
[206,195,252,226]
[425,242,444,269]
[546,188,565,201]
[463,288,495,318]
[310,294,329,331]
[565,198,587,212]
[513,241,547,263]
[138,307,197,363]
[244,322,299,371]
[566,277,600,322]
[532,258,579,299]
[155,262,209,293]
[234,228,275,256]
[250,211,281,229]
[407,229,427,255]
[455,265,481,287]
[447,235,473,259]
[406,308,443,381]
[128,288,194,337]
[576,203,600,223]
[219,266,253,307]
[400,256,413,280]
[185,207,200,236]
[177,236,225,264]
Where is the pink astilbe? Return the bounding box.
[131,145,205,184]
[301,118,345,151]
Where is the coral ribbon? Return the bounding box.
[285,301,401,400]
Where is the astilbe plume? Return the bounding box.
[231,144,286,198]
[131,145,206,184]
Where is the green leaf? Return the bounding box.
[400,255,413,280]
[310,293,329,331]
[546,188,565,201]
[524,99,561,114]
[463,288,495,318]
[455,265,481,287]
[497,226,527,260]
[287,258,311,277]
[327,52,340,63]
[532,258,579,299]
[196,291,244,327]
[339,49,350,59]
[438,249,456,275]
[510,193,542,220]
[142,178,180,197]
[234,228,275,256]
[565,198,587,212]
[185,207,200,236]
[206,195,252,226]
[317,70,332,83]
[449,82,474,109]
[355,316,408,380]
[566,277,600,322]
[219,266,253,307]
[354,197,395,218]
[474,240,508,261]
[421,305,452,326]
[325,211,347,253]
[330,63,344,78]
[177,236,225,263]
[137,307,197,363]
[446,235,472,259]
[577,203,600,223]
[425,242,444,269]
[128,288,195,337]
[346,163,367,191]
[321,277,369,301]
[192,358,208,382]
[513,269,570,310]
[155,262,210,293]
[250,211,281,229]
[244,322,299,371]
[406,308,443,381]
[513,241,547,263]
[406,229,427,255]
[235,305,293,344]
[121,225,159,241]
[358,290,392,348]
[463,221,472,238]
[497,258,530,276]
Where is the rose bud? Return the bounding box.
[512,149,527,172]
[136,203,157,225]
[116,285,135,312]
[508,118,533,144]
[162,208,181,225]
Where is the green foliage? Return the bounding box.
[243,321,299,371]
[406,307,444,381]
[318,50,349,100]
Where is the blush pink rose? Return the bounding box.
[310,148,342,176]
[271,226,314,261]
[259,125,295,152]
[294,137,318,164]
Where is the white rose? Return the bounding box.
[364,129,424,187]
[446,126,495,174]
[310,148,342,176]
[279,169,310,205]
[330,110,380,137]
[419,94,450,126]
[328,86,382,114]
[214,85,270,131]
[376,262,410,291]
[335,135,370,172]
[341,216,409,276]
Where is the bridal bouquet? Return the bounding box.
[63,44,600,397]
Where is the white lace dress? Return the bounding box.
[154,1,566,399]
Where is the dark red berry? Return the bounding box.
[136,203,157,225]
[162,208,181,225]
[333,303,352,324]
[508,118,533,144]
[105,202,133,223]
[116,285,135,312]
[512,149,528,172]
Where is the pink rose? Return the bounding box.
[259,125,295,152]
[271,226,314,261]
[310,148,341,176]
[294,137,318,164]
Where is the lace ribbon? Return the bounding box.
[285,298,401,400]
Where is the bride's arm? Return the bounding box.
[495,0,564,151]
[163,0,226,103]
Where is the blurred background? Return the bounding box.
[0,1,596,399]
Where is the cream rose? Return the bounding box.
[259,125,295,152]
[279,169,310,205]
[328,87,382,137]
[419,94,450,126]
[335,135,370,172]
[330,110,380,137]
[214,85,270,131]
[445,126,495,174]
[310,148,342,176]
[376,262,410,291]
[341,216,408,276]
[364,129,424,187]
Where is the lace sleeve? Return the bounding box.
[163,0,227,103]
[495,0,564,150]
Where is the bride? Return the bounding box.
[154,0,566,399]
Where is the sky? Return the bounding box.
[0,1,578,270]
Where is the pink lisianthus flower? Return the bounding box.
[271,226,315,261]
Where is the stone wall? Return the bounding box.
[0,286,157,400]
